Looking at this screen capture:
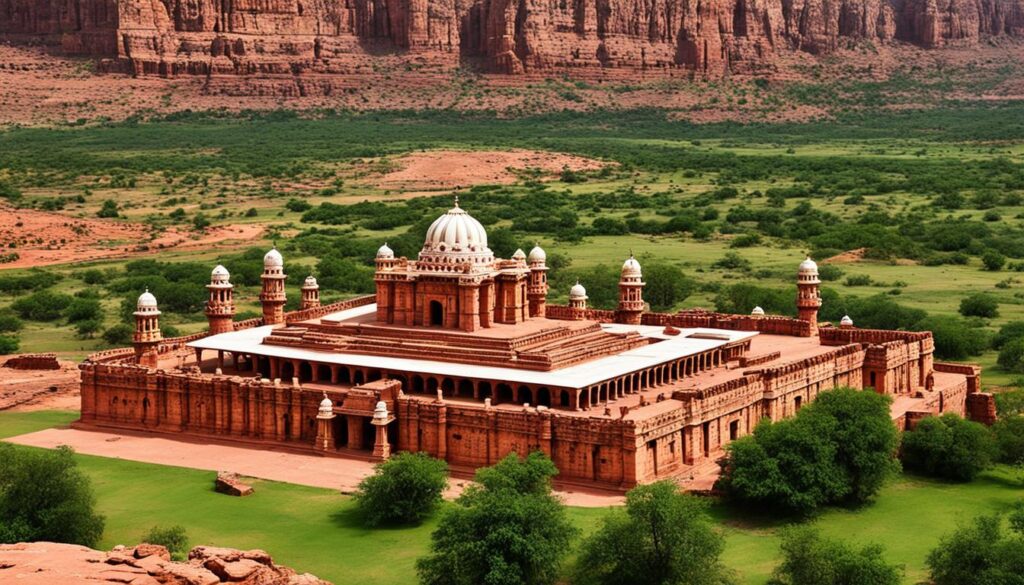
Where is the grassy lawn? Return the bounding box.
[1,410,1021,584]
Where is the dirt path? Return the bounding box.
[5,426,625,507]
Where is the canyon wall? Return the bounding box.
[1,0,1022,77]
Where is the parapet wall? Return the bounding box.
[545,305,815,336]
[2,352,60,370]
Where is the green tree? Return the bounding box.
[0,335,19,355]
[65,297,103,323]
[914,316,989,360]
[982,250,1006,271]
[992,415,1024,465]
[900,414,998,481]
[770,526,902,585]
[573,481,732,585]
[927,513,1024,585]
[142,525,189,560]
[192,212,211,231]
[75,319,102,339]
[354,452,449,526]
[0,444,105,546]
[102,323,134,346]
[416,452,578,585]
[998,338,1024,373]
[643,263,697,312]
[0,312,23,333]
[959,293,999,318]
[11,290,73,321]
[716,388,898,515]
[993,321,1024,349]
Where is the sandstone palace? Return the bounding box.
[78,201,995,489]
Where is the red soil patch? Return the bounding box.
[824,248,866,263]
[372,149,608,193]
[0,358,79,411]
[0,205,263,269]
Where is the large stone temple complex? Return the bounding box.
[78,201,995,489]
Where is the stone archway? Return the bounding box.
[429,300,444,326]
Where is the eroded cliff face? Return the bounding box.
[1,0,1021,77]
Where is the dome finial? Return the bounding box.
[453,194,460,208]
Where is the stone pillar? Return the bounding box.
[371,401,392,460]
[796,257,821,336]
[260,247,287,325]
[568,282,588,320]
[205,265,236,334]
[617,255,645,325]
[301,275,321,310]
[315,393,335,452]
[133,289,162,369]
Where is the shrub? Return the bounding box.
[845,274,873,286]
[959,293,999,318]
[992,415,1024,465]
[416,452,578,585]
[11,290,73,321]
[915,316,989,360]
[900,414,998,481]
[354,452,448,526]
[573,481,732,585]
[711,252,752,271]
[65,297,103,323]
[192,213,210,231]
[74,320,102,339]
[102,323,134,346]
[998,338,1024,373]
[143,525,189,560]
[0,335,19,355]
[642,263,696,312]
[982,250,1006,271]
[0,312,23,333]
[0,444,105,546]
[993,321,1024,349]
[716,388,899,515]
[926,513,1024,585]
[97,200,119,218]
[285,198,312,212]
[769,526,902,585]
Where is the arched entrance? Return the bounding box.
[429,300,444,326]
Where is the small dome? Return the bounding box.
[303,275,318,288]
[751,306,765,316]
[798,256,818,274]
[512,248,526,261]
[569,281,588,300]
[376,242,395,260]
[264,247,284,268]
[137,289,158,310]
[373,400,389,421]
[840,315,854,327]
[318,393,333,417]
[622,255,642,278]
[211,265,230,284]
[528,244,546,264]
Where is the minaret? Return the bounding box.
[617,255,645,325]
[301,275,320,310]
[568,281,588,320]
[314,392,335,452]
[797,257,822,335]
[375,242,396,271]
[260,247,287,325]
[205,265,235,334]
[133,289,162,368]
[527,244,548,318]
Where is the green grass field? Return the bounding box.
[1,410,1020,584]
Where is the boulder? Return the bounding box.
[214,472,254,497]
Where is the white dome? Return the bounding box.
[512,248,526,261]
[528,244,546,264]
[622,256,642,278]
[376,242,394,260]
[136,289,158,311]
[798,257,818,274]
[569,281,588,300]
[303,275,318,288]
[211,265,230,284]
[318,394,333,417]
[751,306,765,316]
[418,199,494,268]
[264,247,284,268]
[373,400,389,421]
[840,315,854,327]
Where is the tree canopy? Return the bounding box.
[354,452,449,526]
[769,526,902,585]
[900,414,998,482]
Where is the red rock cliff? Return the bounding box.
[1,0,1021,75]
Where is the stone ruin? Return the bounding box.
[215,472,254,497]
[0,541,331,585]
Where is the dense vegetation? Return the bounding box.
[354,452,449,526]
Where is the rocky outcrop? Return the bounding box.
[215,471,254,496]
[0,0,1021,77]
[0,541,332,585]
[2,353,60,370]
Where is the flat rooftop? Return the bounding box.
[189,303,758,389]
